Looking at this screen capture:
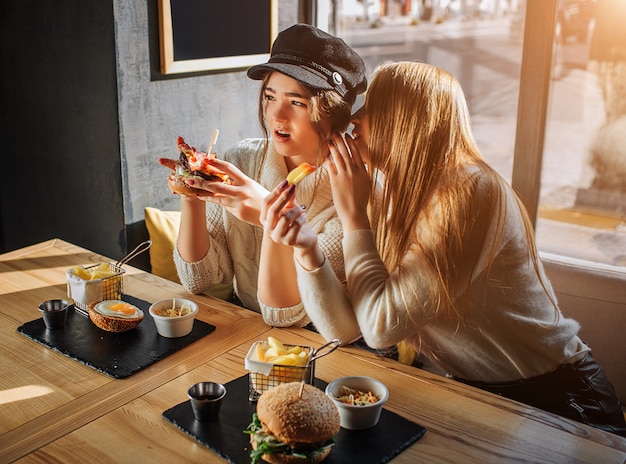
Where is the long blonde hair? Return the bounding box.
[365,61,548,323]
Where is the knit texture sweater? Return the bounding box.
[174,138,345,327]
[295,168,588,382]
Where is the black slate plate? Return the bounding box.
[163,375,426,464]
[17,295,216,378]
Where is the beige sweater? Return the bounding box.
[174,138,344,327]
[296,169,589,382]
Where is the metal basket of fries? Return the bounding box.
[66,240,151,311]
[245,337,341,401]
[66,262,125,311]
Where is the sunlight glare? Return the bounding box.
[0,385,55,405]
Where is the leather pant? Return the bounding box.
[454,351,626,438]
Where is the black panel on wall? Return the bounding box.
[0,0,125,259]
[170,0,272,61]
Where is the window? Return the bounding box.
[538,0,626,266]
[329,0,625,267]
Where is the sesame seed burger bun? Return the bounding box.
[166,175,212,198]
[252,382,340,463]
[250,442,332,464]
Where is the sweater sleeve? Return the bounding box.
[315,216,346,283]
[341,230,439,349]
[258,299,311,327]
[295,256,361,344]
[174,203,235,294]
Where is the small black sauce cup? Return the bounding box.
[38,299,70,329]
[187,382,227,422]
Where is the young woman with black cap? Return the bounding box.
[261,61,626,436]
[171,24,367,327]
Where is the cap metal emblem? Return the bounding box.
[332,72,343,86]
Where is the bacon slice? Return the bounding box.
[158,158,177,170]
[158,136,230,184]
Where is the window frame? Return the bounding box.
[512,0,558,226]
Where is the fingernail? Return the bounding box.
[279,180,288,189]
[287,184,295,194]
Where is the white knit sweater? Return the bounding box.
[295,168,589,382]
[174,138,345,326]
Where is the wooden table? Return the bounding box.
[1,239,625,463]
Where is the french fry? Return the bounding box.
[271,354,300,366]
[72,265,92,280]
[286,346,303,355]
[256,343,266,362]
[265,347,279,359]
[72,262,118,281]
[256,336,310,366]
[267,336,286,352]
[286,162,316,185]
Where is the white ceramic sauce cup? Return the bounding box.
[149,298,198,338]
[325,375,389,430]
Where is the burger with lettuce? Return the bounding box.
[245,382,340,464]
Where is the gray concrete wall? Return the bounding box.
[0,0,297,267]
[115,0,297,223]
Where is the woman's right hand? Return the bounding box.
[184,158,269,226]
[260,181,325,270]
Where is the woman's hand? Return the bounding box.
[260,181,325,270]
[326,133,371,232]
[184,158,269,226]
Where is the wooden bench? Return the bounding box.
[541,252,626,409]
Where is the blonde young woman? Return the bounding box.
[172,24,366,327]
[261,61,626,436]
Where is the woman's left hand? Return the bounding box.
[185,158,269,226]
[326,132,371,232]
[260,181,324,269]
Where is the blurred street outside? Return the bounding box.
[336,12,626,265]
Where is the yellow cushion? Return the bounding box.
[143,207,233,301]
[145,207,181,283]
[396,340,416,365]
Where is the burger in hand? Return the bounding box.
[246,382,340,464]
[159,136,231,197]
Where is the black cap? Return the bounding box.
[247,24,367,106]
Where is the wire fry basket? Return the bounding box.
[245,338,341,402]
[245,341,314,402]
[66,240,151,311]
[66,263,125,311]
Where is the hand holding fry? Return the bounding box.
[261,181,318,249]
